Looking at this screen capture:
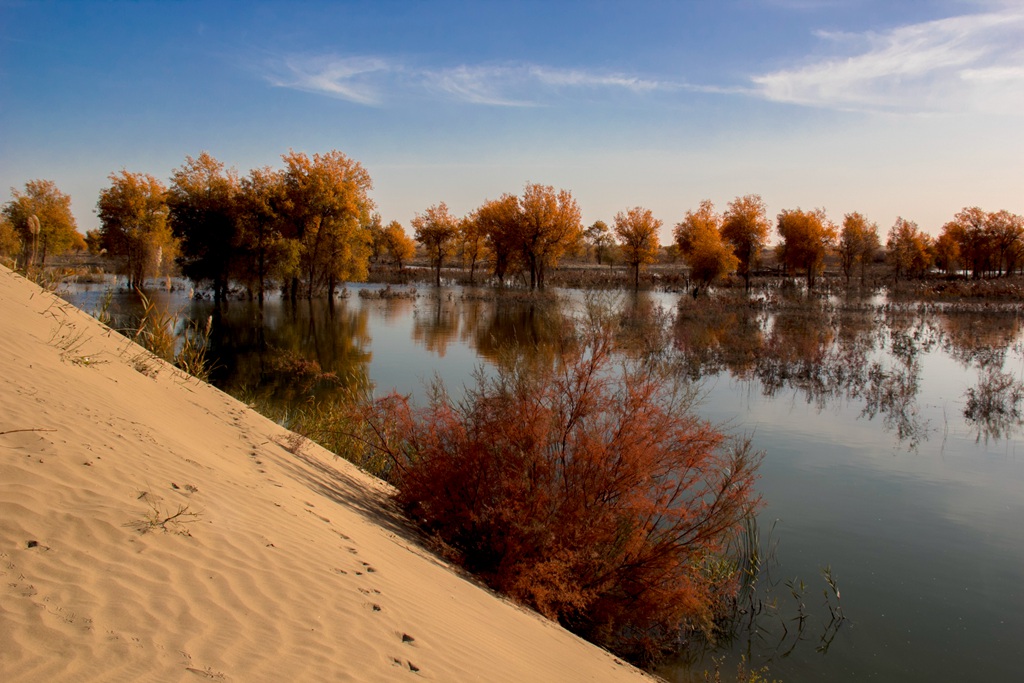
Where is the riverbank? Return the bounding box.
[0,265,654,682]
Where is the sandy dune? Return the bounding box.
[0,266,654,682]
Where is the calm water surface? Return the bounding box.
[64,280,1024,682]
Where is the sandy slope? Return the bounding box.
[0,266,654,682]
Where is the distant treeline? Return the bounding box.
[2,150,1022,298]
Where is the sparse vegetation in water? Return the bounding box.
[127,289,214,381]
[963,367,1024,442]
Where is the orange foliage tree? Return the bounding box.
[941,207,1024,278]
[363,318,761,665]
[380,220,416,271]
[473,193,522,283]
[838,212,880,285]
[775,207,836,288]
[96,170,175,288]
[614,206,662,288]
[518,182,582,290]
[721,194,771,291]
[411,202,459,286]
[887,217,933,281]
[674,200,738,297]
[280,150,374,299]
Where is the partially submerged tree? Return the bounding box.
[942,207,989,279]
[412,202,459,286]
[775,207,836,288]
[96,170,176,288]
[166,152,240,302]
[613,206,661,288]
[838,212,880,285]
[474,194,521,283]
[517,183,582,290]
[721,194,770,291]
[887,217,933,281]
[281,150,375,299]
[942,207,1024,278]
[675,200,738,297]
[236,166,291,303]
[457,214,487,284]
[933,230,961,276]
[364,318,761,665]
[987,209,1024,277]
[381,220,416,271]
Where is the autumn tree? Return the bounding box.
[838,212,880,285]
[84,228,103,255]
[236,166,292,303]
[887,217,933,281]
[96,170,175,288]
[281,150,374,299]
[775,207,836,288]
[613,207,661,288]
[721,194,770,291]
[517,183,582,290]
[942,207,991,279]
[674,200,738,297]
[474,194,522,283]
[363,317,761,665]
[457,214,487,284]
[380,220,416,270]
[412,202,459,286]
[365,213,385,264]
[0,214,22,266]
[584,220,615,266]
[166,152,240,302]
[984,209,1023,276]
[2,179,82,271]
[933,230,961,275]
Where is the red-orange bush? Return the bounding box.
[367,326,761,665]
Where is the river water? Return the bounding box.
[63,279,1024,681]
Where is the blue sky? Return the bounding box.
[2,0,1022,243]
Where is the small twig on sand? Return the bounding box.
[0,428,57,435]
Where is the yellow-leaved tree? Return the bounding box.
[838,212,880,285]
[674,200,738,297]
[613,206,661,288]
[721,194,770,291]
[411,202,459,286]
[2,179,83,272]
[381,220,416,271]
[280,150,375,299]
[97,170,177,288]
[518,183,582,290]
[775,207,836,288]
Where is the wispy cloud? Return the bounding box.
[422,65,538,107]
[262,55,668,107]
[750,9,1024,114]
[265,55,393,105]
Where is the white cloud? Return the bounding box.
[527,66,662,92]
[266,55,393,105]
[751,9,1024,114]
[263,55,668,107]
[422,65,538,107]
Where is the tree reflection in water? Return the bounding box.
[672,291,1024,449]
[413,288,576,374]
[203,297,373,411]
